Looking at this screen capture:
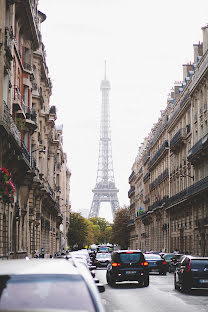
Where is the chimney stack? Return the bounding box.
[193,42,203,63]
[182,63,193,80]
[202,24,208,54]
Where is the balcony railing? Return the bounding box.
[128,219,135,226]
[170,128,186,151]
[128,171,135,182]
[4,27,13,60]
[143,151,150,165]
[143,172,150,184]
[148,141,168,169]
[167,175,208,208]
[22,142,30,164]
[128,186,135,198]
[195,217,208,228]
[0,101,21,146]
[149,169,168,191]
[188,134,208,163]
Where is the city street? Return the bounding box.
[95,268,208,312]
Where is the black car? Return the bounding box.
[106,250,149,287]
[174,255,208,293]
[144,253,167,275]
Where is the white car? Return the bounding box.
[0,258,105,312]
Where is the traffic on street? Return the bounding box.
[96,267,208,312]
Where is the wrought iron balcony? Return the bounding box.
[170,128,186,151]
[4,27,13,61]
[187,134,208,164]
[130,202,135,210]
[128,186,135,198]
[167,176,208,208]
[0,101,21,146]
[149,169,168,191]
[148,141,169,170]
[128,219,135,227]
[128,171,135,183]
[143,172,150,184]
[143,151,150,165]
[195,217,208,228]
[22,142,30,165]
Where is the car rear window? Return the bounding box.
[119,252,141,263]
[190,259,208,269]
[0,274,96,312]
[145,254,161,260]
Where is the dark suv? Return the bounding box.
[106,250,149,287]
[174,255,208,293]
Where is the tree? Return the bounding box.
[67,212,88,250]
[89,217,111,244]
[85,219,95,246]
[111,206,130,249]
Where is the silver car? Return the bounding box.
[0,258,105,312]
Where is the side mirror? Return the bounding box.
[97,283,105,293]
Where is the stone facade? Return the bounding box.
[129,24,208,257]
[0,0,71,259]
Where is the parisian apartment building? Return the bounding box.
[128,24,208,257]
[0,0,71,259]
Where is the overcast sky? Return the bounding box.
[38,0,208,222]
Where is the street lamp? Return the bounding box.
[179,174,194,181]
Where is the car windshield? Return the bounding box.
[119,253,141,263]
[145,254,161,260]
[191,259,208,268]
[0,274,95,312]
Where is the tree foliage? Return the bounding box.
[67,212,88,249]
[111,206,130,249]
[89,217,111,244]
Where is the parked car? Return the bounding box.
[144,253,167,275]
[174,255,208,293]
[169,253,184,273]
[162,253,176,272]
[106,250,149,287]
[94,252,111,267]
[0,259,105,311]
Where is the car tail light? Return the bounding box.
[162,261,166,265]
[185,260,191,272]
[140,262,148,266]
[112,263,121,267]
[126,252,134,254]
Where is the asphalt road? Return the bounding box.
[95,268,208,312]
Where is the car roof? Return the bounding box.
[0,259,79,275]
[184,255,208,260]
[113,249,142,254]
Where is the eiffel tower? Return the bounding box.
[89,62,119,219]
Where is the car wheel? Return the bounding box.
[106,274,115,287]
[143,275,149,287]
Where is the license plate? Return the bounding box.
[126,271,136,274]
[199,279,208,283]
